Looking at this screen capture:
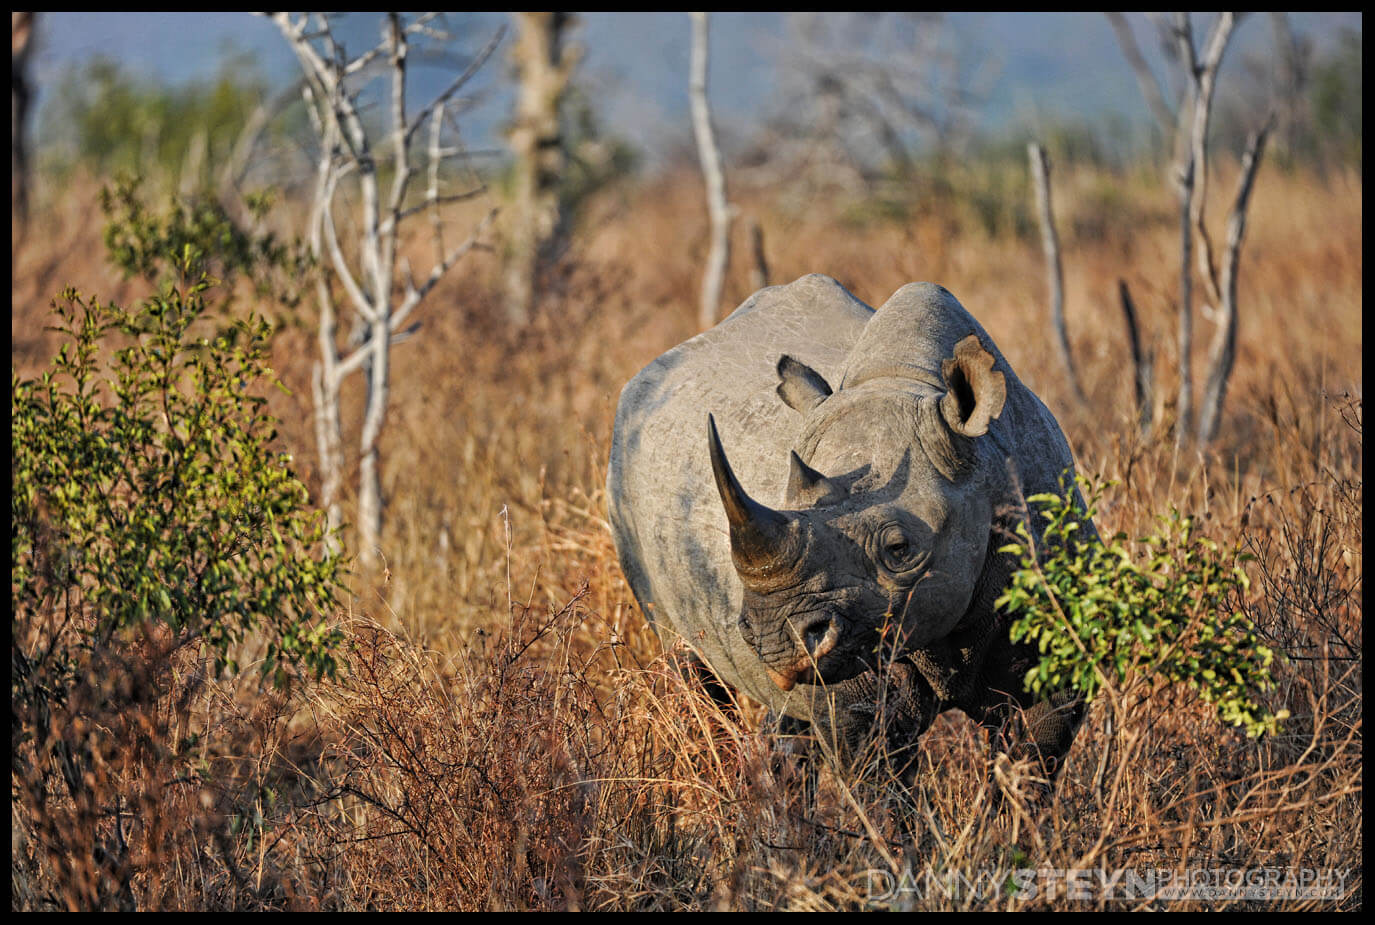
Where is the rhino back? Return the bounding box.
[607,275,874,710]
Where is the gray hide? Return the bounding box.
[608,275,1092,768]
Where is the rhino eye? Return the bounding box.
[877,524,918,573]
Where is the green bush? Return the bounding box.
[101,175,310,315]
[1311,28,1362,168]
[12,253,343,691]
[38,52,282,181]
[996,477,1287,738]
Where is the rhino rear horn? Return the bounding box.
[707,414,798,583]
[776,355,833,413]
[787,451,845,506]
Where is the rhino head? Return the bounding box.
[708,332,1008,693]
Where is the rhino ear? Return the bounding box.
[776,355,833,413]
[939,334,1006,438]
[920,334,1006,481]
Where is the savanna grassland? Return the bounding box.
[11,150,1362,909]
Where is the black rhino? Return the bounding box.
[607,275,1092,776]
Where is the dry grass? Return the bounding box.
[11,156,1362,909]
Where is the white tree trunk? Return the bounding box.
[690,11,732,330]
[1175,153,1195,445]
[505,11,576,326]
[311,361,345,555]
[1198,121,1271,445]
[269,12,500,575]
[1028,142,1084,404]
[356,303,391,571]
[1172,11,1239,446]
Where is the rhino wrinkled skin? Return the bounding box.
[607,276,1092,774]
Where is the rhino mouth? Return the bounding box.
[760,614,874,691]
[768,656,865,692]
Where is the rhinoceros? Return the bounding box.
[607,275,1091,775]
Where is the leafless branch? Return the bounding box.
[1116,279,1155,432]
[1104,12,1175,143]
[404,25,506,149]
[1198,117,1273,444]
[217,75,308,199]
[744,12,978,190]
[1028,142,1084,404]
[395,208,498,333]
[268,11,500,570]
[1178,12,1240,308]
[690,11,733,330]
[426,102,446,257]
[319,165,375,322]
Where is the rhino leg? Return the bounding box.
[763,663,936,811]
[938,605,1085,794]
[813,660,940,781]
[979,689,1086,800]
[1009,691,1086,778]
[762,710,821,812]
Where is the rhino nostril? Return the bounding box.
[803,617,837,660]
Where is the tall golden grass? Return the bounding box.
[11,157,1362,909]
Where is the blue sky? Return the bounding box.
[27,12,1362,166]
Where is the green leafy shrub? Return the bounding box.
[12,253,343,689]
[12,231,340,911]
[1311,28,1362,168]
[996,476,1286,738]
[37,52,291,181]
[101,175,309,313]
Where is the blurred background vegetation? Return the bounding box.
[23,14,1362,207]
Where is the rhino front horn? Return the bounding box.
[707,414,799,586]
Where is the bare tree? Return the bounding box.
[1105,11,1174,150]
[12,12,35,226]
[1116,279,1155,432]
[504,11,578,326]
[742,12,985,194]
[1170,12,1238,442]
[266,12,501,570]
[689,11,732,330]
[1197,119,1272,444]
[1027,142,1084,404]
[1108,12,1271,447]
